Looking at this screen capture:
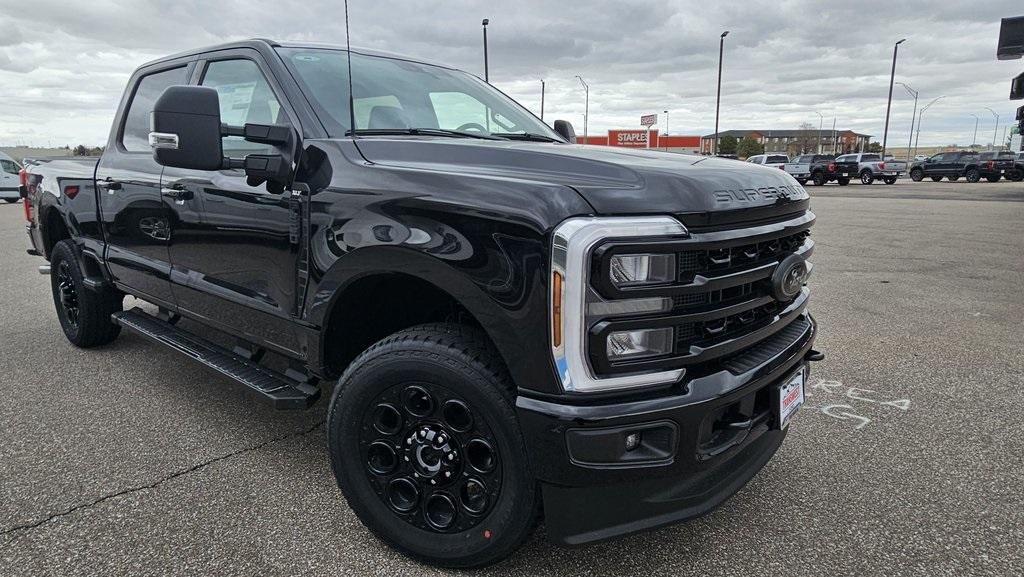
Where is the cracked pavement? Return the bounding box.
[1,180,1023,576]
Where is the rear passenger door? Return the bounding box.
[97,61,193,306]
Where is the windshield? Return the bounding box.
[277,47,560,141]
[766,155,788,163]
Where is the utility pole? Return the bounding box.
[914,95,944,156]
[984,107,999,150]
[813,111,824,154]
[896,82,917,161]
[540,79,545,121]
[714,31,729,155]
[575,75,589,142]
[481,19,489,83]
[881,39,907,158]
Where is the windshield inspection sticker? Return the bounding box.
[802,379,911,430]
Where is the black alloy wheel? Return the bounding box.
[910,168,924,181]
[360,383,502,534]
[55,260,80,330]
[884,177,897,185]
[984,175,1000,183]
[48,240,122,347]
[812,171,827,186]
[964,168,980,183]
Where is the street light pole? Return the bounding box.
[663,110,669,149]
[814,111,824,154]
[540,79,545,121]
[914,95,944,156]
[714,31,729,156]
[969,113,979,147]
[881,38,907,159]
[481,19,489,83]
[575,75,589,142]
[896,82,917,161]
[831,116,837,154]
[984,107,999,150]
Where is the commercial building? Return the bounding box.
[576,130,701,153]
[699,129,872,155]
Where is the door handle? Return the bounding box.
[162,186,194,204]
[97,179,122,193]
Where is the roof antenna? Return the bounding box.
[344,0,357,138]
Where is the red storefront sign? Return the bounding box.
[610,129,659,147]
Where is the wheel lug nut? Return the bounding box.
[430,479,436,485]
[444,471,451,478]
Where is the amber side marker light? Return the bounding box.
[551,271,563,347]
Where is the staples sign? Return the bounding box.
[610,129,658,147]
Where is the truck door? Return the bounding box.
[97,63,192,307]
[161,53,305,356]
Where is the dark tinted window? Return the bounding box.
[766,155,789,163]
[860,154,881,161]
[201,59,286,156]
[121,66,189,152]
[0,159,19,174]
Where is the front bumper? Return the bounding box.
[517,313,816,545]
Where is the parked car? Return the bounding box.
[913,154,929,162]
[22,39,820,568]
[909,151,983,182]
[0,151,22,203]
[746,153,789,170]
[784,154,858,186]
[1009,151,1024,181]
[835,152,903,185]
[977,151,1016,182]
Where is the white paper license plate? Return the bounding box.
[777,370,805,429]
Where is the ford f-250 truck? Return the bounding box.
[21,39,820,568]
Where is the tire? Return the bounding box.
[947,175,960,182]
[930,176,943,182]
[811,171,826,186]
[327,323,539,568]
[837,177,850,186]
[49,240,123,347]
[796,179,807,185]
[3,198,18,203]
[964,168,980,183]
[910,168,924,182]
[984,175,1000,183]
[1009,169,1024,182]
[859,170,874,185]
[884,177,897,185]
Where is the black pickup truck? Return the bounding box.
[783,154,858,186]
[908,151,984,182]
[977,151,1017,182]
[22,39,820,568]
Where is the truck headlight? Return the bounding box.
[551,216,688,394]
[607,328,674,360]
[609,254,674,287]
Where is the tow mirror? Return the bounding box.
[149,85,294,190]
[553,120,576,144]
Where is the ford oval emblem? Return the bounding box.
[771,253,808,301]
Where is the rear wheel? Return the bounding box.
[910,168,924,182]
[3,198,18,203]
[327,323,538,568]
[984,175,1000,183]
[1008,168,1024,182]
[837,177,850,186]
[859,170,874,185]
[49,240,122,347]
[964,168,980,183]
[884,177,897,185]
[811,171,826,186]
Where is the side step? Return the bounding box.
[111,308,320,410]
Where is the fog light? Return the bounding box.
[624,432,642,451]
[606,327,674,361]
[610,254,674,287]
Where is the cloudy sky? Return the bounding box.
[0,0,1021,148]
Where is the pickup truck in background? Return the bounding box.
[745,153,789,169]
[1,150,22,202]
[784,154,857,186]
[1010,151,1024,181]
[22,39,820,568]
[835,153,902,185]
[909,151,983,182]
[977,151,1016,182]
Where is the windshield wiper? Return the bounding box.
[347,128,507,140]
[490,132,563,143]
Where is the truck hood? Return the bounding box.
[352,138,809,226]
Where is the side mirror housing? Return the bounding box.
[149,86,223,170]
[553,120,576,144]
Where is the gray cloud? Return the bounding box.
[0,0,1020,147]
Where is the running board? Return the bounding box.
[111,308,320,410]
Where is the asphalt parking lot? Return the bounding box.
[1,179,1022,577]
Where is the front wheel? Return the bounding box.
[884,177,897,185]
[1008,169,1024,182]
[811,172,826,186]
[837,177,850,186]
[49,240,123,347]
[327,323,539,568]
[860,170,874,185]
[910,168,924,182]
[796,178,807,185]
[984,175,1000,183]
